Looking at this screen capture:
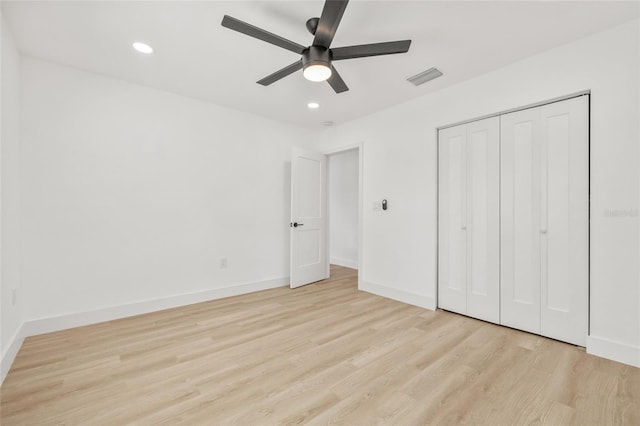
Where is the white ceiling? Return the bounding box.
[3,1,638,128]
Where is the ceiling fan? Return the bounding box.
[221,0,411,93]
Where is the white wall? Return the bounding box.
[20,57,308,324]
[3,16,638,378]
[1,14,24,381]
[328,149,358,269]
[313,20,640,366]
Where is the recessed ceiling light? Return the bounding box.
[307,102,320,109]
[132,42,154,54]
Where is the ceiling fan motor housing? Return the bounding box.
[302,46,332,69]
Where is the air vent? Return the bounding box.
[407,67,443,86]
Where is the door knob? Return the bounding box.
[291,222,304,228]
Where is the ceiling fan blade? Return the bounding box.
[313,0,349,49]
[221,15,306,55]
[327,65,349,93]
[257,60,304,86]
[331,40,412,60]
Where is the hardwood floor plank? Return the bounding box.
[1,265,638,425]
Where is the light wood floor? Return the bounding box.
[1,266,638,425]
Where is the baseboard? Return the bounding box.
[1,324,26,385]
[330,257,358,269]
[359,280,436,310]
[23,276,289,338]
[2,276,289,385]
[587,335,640,368]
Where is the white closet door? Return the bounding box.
[466,117,500,323]
[438,125,467,314]
[501,96,589,345]
[501,107,542,335]
[539,96,589,346]
[438,117,500,322]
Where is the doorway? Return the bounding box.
[327,147,361,278]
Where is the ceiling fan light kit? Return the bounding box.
[221,0,411,94]
[302,46,332,82]
[304,64,331,82]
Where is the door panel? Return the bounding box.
[470,134,488,295]
[540,96,589,346]
[466,117,500,323]
[501,109,541,334]
[438,117,500,322]
[448,135,466,292]
[296,229,321,266]
[438,125,467,314]
[545,113,570,312]
[291,147,328,288]
[297,156,322,217]
[501,96,589,344]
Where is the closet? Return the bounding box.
[438,95,589,346]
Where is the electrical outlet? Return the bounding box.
[11,289,17,306]
[220,257,228,269]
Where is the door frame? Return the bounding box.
[322,142,364,287]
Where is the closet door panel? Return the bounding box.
[466,117,500,323]
[540,96,589,346]
[438,125,467,314]
[501,109,541,334]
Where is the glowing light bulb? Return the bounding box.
[303,64,331,82]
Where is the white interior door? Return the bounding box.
[438,117,500,323]
[438,124,468,314]
[290,147,328,288]
[465,117,500,323]
[501,95,589,345]
[539,96,589,346]
[501,106,543,335]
